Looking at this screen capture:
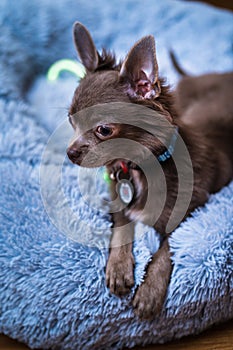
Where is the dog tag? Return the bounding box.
[118,180,134,204]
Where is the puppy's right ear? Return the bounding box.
[73,22,98,72]
[120,35,161,99]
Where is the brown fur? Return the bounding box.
[67,22,233,319]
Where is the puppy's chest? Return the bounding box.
[126,172,163,224]
[111,165,178,230]
[116,169,149,222]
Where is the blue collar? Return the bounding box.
[157,127,179,163]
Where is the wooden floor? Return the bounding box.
[0,319,233,349]
[130,320,233,350]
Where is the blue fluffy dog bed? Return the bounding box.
[0,1,233,349]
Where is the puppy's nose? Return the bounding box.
[67,147,81,163]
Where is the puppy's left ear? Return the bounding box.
[73,22,99,72]
[120,36,161,99]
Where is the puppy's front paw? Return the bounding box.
[132,278,166,320]
[106,250,135,296]
[133,241,172,319]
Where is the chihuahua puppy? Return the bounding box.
[67,22,233,319]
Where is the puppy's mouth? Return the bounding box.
[68,156,101,168]
[67,147,109,168]
[105,159,139,171]
[67,154,136,171]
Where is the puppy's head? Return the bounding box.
[67,22,174,168]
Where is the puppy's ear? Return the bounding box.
[73,22,98,72]
[120,36,161,99]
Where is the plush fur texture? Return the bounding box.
[0,0,233,349]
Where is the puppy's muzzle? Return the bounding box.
[67,145,88,164]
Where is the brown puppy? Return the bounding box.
[67,22,233,319]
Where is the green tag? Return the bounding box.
[103,171,111,184]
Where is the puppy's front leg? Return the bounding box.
[133,238,172,319]
[106,211,135,296]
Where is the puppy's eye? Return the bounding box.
[96,125,113,138]
[68,114,75,129]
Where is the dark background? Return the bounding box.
[192,0,233,11]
